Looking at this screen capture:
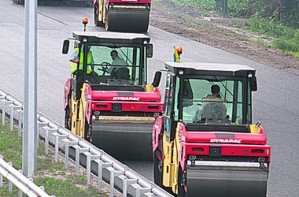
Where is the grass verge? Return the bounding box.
[0,123,107,197]
[170,0,299,59]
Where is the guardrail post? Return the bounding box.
[135,185,151,197]
[16,109,23,136]
[0,95,5,105]
[18,189,23,197]
[119,175,137,197]
[8,162,13,193]
[1,100,13,126]
[0,174,2,187]
[95,159,112,193]
[52,133,68,163]
[9,104,22,131]
[85,152,101,185]
[0,96,6,123]
[107,167,124,197]
[37,121,48,148]
[73,145,89,176]
[0,155,3,187]
[62,139,77,169]
[136,185,141,197]
[18,170,23,197]
[39,186,45,195]
[43,127,57,155]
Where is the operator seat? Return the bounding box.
[201,102,227,123]
[114,67,130,80]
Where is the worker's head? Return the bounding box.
[211,85,220,95]
[176,46,183,54]
[110,50,118,60]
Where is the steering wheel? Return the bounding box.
[100,62,111,75]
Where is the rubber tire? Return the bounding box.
[84,120,92,142]
[154,150,175,195]
[104,9,110,31]
[94,6,99,26]
[153,151,162,186]
[177,165,186,197]
[64,94,72,130]
[64,107,70,130]
[13,0,24,4]
[94,5,103,27]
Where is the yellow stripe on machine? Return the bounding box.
[95,115,155,123]
[112,5,148,9]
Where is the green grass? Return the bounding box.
[245,17,299,57]
[34,176,101,197]
[172,0,215,10]
[0,123,107,197]
[252,39,271,47]
[291,51,299,58]
[0,187,19,197]
[0,125,22,169]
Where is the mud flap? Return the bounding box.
[91,121,153,161]
[106,6,150,33]
[186,161,268,197]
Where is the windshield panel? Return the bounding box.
[85,45,145,85]
[178,77,250,125]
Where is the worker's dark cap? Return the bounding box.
[211,85,220,94]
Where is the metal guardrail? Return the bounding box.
[0,89,173,197]
[0,155,53,197]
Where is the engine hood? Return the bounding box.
[179,123,267,145]
[91,91,161,102]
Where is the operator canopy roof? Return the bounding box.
[73,31,151,44]
[165,62,256,77]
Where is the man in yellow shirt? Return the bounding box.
[69,46,93,75]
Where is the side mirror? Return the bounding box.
[251,76,257,91]
[62,40,70,54]
[146,44,153,58]
[152,71,161,87]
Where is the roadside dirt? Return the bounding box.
[150,0,299,75]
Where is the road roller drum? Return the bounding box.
[93,0,151,33]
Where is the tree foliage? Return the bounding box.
[171,0,299,28]
[228,0,299,28]
[280,0,299,28]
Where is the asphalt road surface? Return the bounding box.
[1,1,299,196]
